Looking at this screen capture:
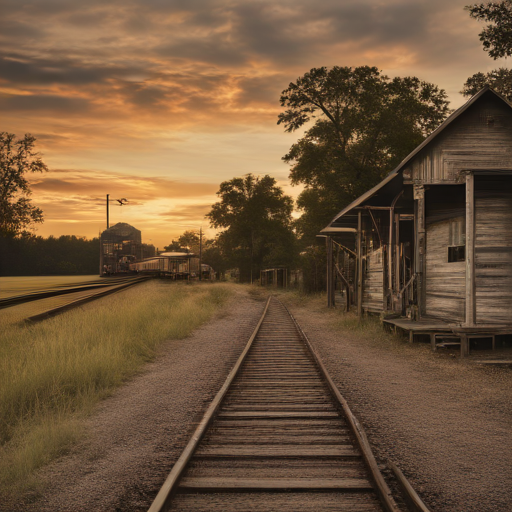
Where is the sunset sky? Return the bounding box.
[2,0,508,249]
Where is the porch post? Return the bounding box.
[357,211,363,317]
[394,213,401,309]
[465,172,476,327]
[414,185,426,317]
[326,236,333,307]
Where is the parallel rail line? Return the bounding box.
[149,296,428,512]
[0,276,147,310]
[2,276,149,323]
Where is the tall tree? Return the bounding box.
[0,234,100,276]
[164,230,202,253]
[201,236,229,279]
[0,133,48,237]
[206,174,295,283]
[278,66,450,242]
[466,0,512,59]
[461,68,512,101]
[178,230,201,253]
[464,2,512,100]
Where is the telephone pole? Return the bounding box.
[199,227,203,281]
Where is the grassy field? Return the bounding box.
[0,275,99,299]
[272,287,400,346]
[0,280,234,500]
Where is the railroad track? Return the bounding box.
[0,276,147,310]
[1,276,149,323]
[149,296,428,512]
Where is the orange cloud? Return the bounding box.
[31,169,218,201]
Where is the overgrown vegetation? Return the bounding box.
[207,174,296,283]
[274,288,403,347]
[0,133,48,238]
[0,281,233,499]
[0,234,99,276]
[463,1,512,100]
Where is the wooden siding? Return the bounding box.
[403,95,512,184]
[363,247,384,312]
[425,220,465,322]
[475,180,512,325]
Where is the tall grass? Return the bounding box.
[274,288,400,345]
[0,281,233,498]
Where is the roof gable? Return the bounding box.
[325,87,512,227]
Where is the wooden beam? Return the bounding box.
[388,207,393,310]
[389,191,403,312]
[357,211,363,318]
[414,185,426,317]
[465,172,476,326]
[394,213,401,310]
[326,236,333,308]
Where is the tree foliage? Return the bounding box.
[0,133,48,237]
[201,236,229,279]
[278,66,450,242]
[0,234,99,276]
[206,174,295,282]
[164,230,202,253]
[466,0,512,59]
[461,67,512,101]
[464,2,512,101]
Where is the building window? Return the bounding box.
[448,217,465,263]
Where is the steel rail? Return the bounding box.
[147,296,272,512]
[25,278,148,323]
[147,295,429,512]
[282,299,402,512]
[389,462,431,512]
[0,276,148,309]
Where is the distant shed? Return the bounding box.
[322,86,512,355]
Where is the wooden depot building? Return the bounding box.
[321,86,512,356]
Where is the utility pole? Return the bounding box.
[199,227,203,281]
[106,194,110,229]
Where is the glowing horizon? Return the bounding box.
[2,0,505,248]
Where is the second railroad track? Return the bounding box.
[149,296,427,512]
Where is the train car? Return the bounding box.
[130,252,200,279]
[201,263,216,280]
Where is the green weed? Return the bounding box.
[0,281,233,499]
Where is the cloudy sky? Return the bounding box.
[2,0,508,248]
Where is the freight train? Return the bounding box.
[129,252,214,280]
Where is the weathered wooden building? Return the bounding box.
[322,86,512,355]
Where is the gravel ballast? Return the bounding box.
[9,289,512,512]
[283,298,512,512]
[9,288,265,512]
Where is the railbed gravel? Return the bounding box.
[283,299,512,512]
[9,290,512,512]
[9,288,265,512]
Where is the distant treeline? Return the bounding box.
[0,235,99,276]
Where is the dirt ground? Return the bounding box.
[284,297,512,512]
[7,288,266,512]
[7,288,512,512]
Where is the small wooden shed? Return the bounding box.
[260,267,288,288]
[322,86,512,355]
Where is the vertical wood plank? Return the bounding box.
[326,236,333,308]
[414,185,426,317]
[388,208,393,310]
[460,334,469,358]
[357,211,363,318]
[394,214,400,311]
[465,173,475,326]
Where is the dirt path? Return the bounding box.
[283,298,512,512]
[10,289,511,512]
[11,288,265,512]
